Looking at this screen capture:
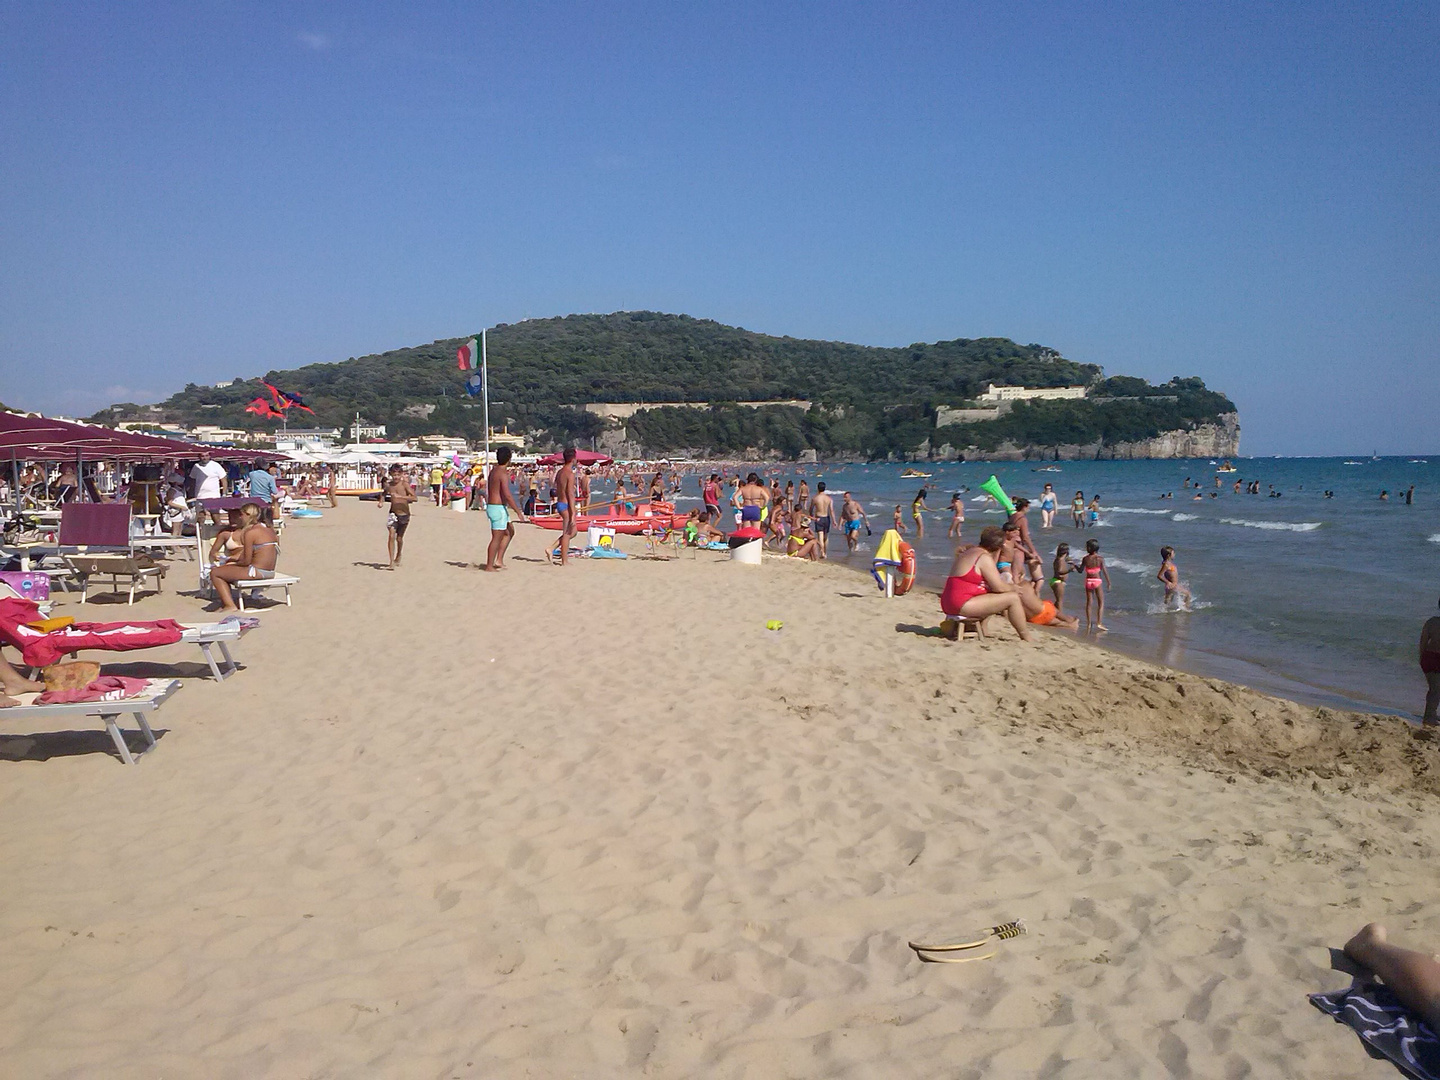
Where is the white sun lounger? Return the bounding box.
[1,678,179,764]
[232,574,298,609]
[179,621,254,681]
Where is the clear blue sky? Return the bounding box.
[2,1,1435,455]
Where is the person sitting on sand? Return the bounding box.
[688,510,725,545]
[787,517,820,561]
[938,526,1032,641]
[0,649,45,707]
[209,503,278,612]
[1343,924,1440,1034]
[1421,598,1440,724]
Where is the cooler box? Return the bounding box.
[0,571,49,601]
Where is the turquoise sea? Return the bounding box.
[693,457,1439,718]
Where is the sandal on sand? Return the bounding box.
[909,919,1027,957]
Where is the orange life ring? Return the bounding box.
[895,541,917,596]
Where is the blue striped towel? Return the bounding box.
[1311,984,1440,1080]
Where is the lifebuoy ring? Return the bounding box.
[895,541,917,596]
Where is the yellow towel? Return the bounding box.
[26,617,75,633]
[874,528,901,564]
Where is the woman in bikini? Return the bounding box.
[1050,542,1079,613]
[911,487,932,539]
[939,526,1032,641]
[1080,537,1112,632]
[947,493,965,539]
[1071,490,1085,528]
[210,502,279,612]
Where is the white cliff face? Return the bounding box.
[930,413,1240,463]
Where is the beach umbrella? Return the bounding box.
[536,449,613,466]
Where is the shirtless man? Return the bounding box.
[739,472,770,531]
[840,492,870,553]
[809,482,838,559]
[550,447,578,565]
[484,446,527,571]
[381,463,416,569]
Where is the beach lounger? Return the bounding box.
[232,573,298,609]
[0,678,179,764]
[179,621,253,680]
[66,553,168,604]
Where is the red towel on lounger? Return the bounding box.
[0,598,185,668]
[36,675,152,705]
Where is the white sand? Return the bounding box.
[3,499,1439,1078]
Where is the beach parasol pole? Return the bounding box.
[481,327,490,468]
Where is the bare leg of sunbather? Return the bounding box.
[1344,923,1440,1032]
[0,650,44,706]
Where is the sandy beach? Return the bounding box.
[4,499,1440,1079]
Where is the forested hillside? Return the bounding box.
[94,311,1235,458]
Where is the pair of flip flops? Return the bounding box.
[908,919,1027,964]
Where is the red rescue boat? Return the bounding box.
[528,500,690,534]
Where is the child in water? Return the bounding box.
[1157,546,1192,611]
[1050,542,1080,613]
[892,505,906,534]
[1081,538,1112,632]
[1087,495,1102,527]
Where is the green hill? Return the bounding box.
[93,311,1236,458]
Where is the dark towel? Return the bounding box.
[1311,983,1440,1080]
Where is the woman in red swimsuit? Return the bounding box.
[1421,598,1440,725]
[940,526,1033,641]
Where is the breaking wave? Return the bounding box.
[1171,513,1199,522]
[1106,506,1170,515]
[1219,518,1322,532]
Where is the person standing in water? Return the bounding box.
[1087,494,1102,527]
[840,492,870,552]
[1157,546,1192,611]
[1071,490,1085,528]
[1421,598,1440,724]
[1081,538,1112,632]
[1039,483,1057,528]
[809,482,837,559]
[1050,542,1079,614]
[947,492,966,539]
[911,487,932,539]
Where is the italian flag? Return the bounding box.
[456,336,479,371]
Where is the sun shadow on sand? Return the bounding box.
[443,561,473,570]
[895,622,947,638]
[97,660,227,681]
[0,728,168,763]
[837,592,870,599]
[352,561,393,571]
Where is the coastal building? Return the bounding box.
[488,427,526,449]
[977,384,1088,403]
[350,418,387,441]
[408,435,470,454]
[276,428,343,453]
[935,406,1005,426]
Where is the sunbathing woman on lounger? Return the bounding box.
[210,503,278,612]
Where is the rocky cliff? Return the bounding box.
[929,412,1240,463]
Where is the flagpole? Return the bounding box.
[481,328,490,467]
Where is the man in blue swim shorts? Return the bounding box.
[484,446,526,571]
[550,446,578,566]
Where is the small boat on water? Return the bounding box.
[900,468,932,478]
[529,501,688,534]
[1032,465,1062,472]
[1215,460,1236,473]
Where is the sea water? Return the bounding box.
[787,457,1438,717]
